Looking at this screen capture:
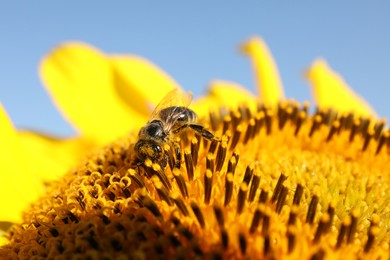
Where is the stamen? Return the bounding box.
[309,115,322,137]
[184,149,194,181]
[263,234,271,256]
[360,118,371,138]
[362,129,374,152]
[258,187,269,204]
[349,118,360,142]
[242,164,254,185]
[213,204,225,228]
[204,169,213,204]
[301,101,310,114]
[253,112,265,136]
[231,110,242,130]
[347,209,359,243]
[248,171,260,202]
[326,201,336,231]
[287,227,296,253]
[169,212,181,226]
[222,115,232,134]
[364,214,380,253]
[336,216,351,249]
[173,168,189,199]
[164,144,175,171]
[221,229,229,249]
[262,213,270,236]
[177,225,194,241]
[290,102,300,121]
[171,193,189,216]
[142,196,163,218]
[364,226,379,253]
[224,173,234,207]
[151,163,172,191]
[68,211,79,223]
[313,213,330,243]
[326,120,340,142]
[375,131,388,154]
[271,173,287,203]
[243,119,255,144]
[128,169,146,189]
[323,108,337,126]
[294,111,306,136]
[209,110,220,131]
[275,186,288,214]
[310,249,325,260]
[76,191,86,211]
[99,214,110,225]
[168,233,182,248]
[227,154,238,176]
[215,140,227,173]
[288,205,299,226]
[206,153,215,173]
[264,109,273,135]
[292,183,303,205]
[238,233,247,255]
[190,201,205,228]
[230,125,242,151]
[278,103,288,130]
[249,206,263,234]
[154,181,173,206]
[373,119,386,139]
[237,183,248,215]
[191,138,199,167]
[306,193,319,224]
[208,139,219,154]
[241,104,252,121]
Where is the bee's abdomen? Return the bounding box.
[159,106,197,123]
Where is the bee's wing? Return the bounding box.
[149,88,192,121]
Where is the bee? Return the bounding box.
[134,89,218,168]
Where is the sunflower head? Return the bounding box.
[1,98,389,259]
[0,37,389,259]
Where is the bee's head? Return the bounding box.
[134,139,164,164]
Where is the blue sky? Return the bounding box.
[1,2,389,137]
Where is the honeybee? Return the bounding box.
[134,89,217,168]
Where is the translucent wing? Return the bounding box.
[149,88,192,122]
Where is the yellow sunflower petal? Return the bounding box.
[17,131,95,182]
[192,80,256,117]
[110,55,181,115]
[305,59,377,118]
[0,104,43,223]
[40,42,146,144]
[240,36,285,106]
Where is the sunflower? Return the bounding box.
[0,36,388,259]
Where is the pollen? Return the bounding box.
[1,100,390,259]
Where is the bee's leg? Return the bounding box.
[161,153,168,169]
[172,124,219,141]
[173,142,181,168]
[188,124,219,141]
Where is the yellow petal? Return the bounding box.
[17,131,95,182]
[110,56,181,115]
[0,104,43,223]
[240,36,285,106]
[192,80,256,117]
[305,59,377,118]
[40,42,146,144]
